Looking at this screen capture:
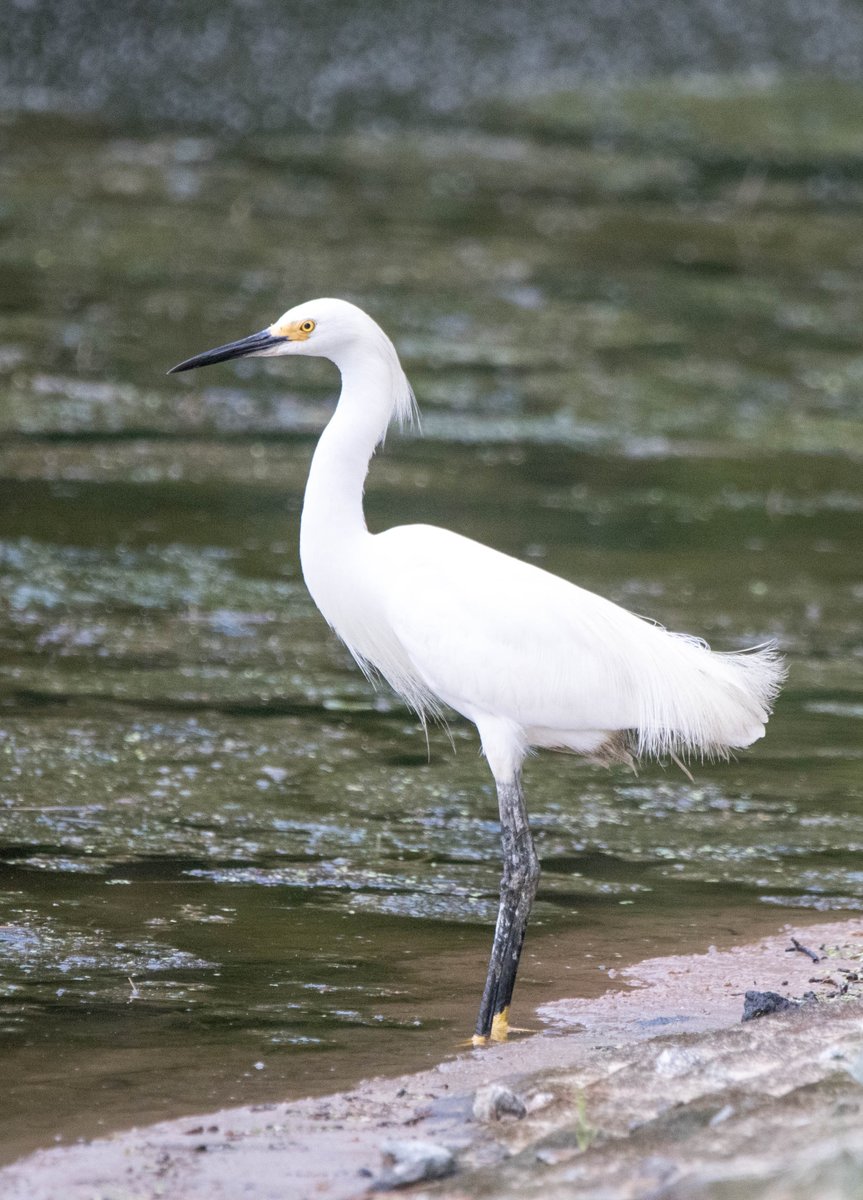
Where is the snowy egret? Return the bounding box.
[170,298,784,1044]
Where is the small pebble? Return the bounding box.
[535,1145,578,1166]
[473,1083,527,1122]
[525,1090,555,1114]
[375,1138,456,1189]
[655,1046,705,1078]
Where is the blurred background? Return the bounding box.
[1,0,862,1165]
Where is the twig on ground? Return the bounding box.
[786,937,820,964]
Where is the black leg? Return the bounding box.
[473,773,540,1044]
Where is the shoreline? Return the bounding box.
[4,916,863,1199]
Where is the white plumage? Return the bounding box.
[375,524,781,757]
[170,296,785,1041]
[291,299,782,771]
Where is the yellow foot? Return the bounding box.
[472,1006,528,1046]
[468,1002,540,1047]
[490,1007,510,1041]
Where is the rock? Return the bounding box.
[742,990,799,1021]
[655,1046,706,1078]
[375,1138,456,1189]
[524,1090,555,1114]
[472,1084,527,1122]
[535,1144,579,1166]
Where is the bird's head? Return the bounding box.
[168,297,381,374]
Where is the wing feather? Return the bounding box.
[373,524,784,758]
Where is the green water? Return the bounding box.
[1,76,862,1162]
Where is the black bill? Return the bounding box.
[167,328,286,374]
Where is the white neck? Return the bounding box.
[296,329,432,717]
[299,347,396,596]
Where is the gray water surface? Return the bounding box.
[0,76,862,1162]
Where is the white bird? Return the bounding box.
[170,298,784,1044]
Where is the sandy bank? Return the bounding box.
[4,917,863,1200]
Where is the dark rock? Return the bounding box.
[742,990,799,1021]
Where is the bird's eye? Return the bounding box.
[300,320,315,334]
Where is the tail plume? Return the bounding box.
[632,637,786,760]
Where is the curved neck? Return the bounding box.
[300,350,395,557]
